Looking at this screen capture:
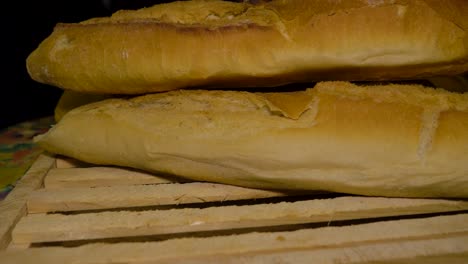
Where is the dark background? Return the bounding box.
[2,0,174,129]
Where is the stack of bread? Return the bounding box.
[27,0,468,198]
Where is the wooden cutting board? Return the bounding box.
[0,153,467,263]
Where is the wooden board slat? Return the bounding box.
[27,182,295,213]
[3,214,468,263]
[167,236,468,264]
[6,243,30,251]
[13,197,468,244]
[44,167,182,189]
[4,154,468,264]
[0,154,55,250]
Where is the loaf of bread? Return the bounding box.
[54,91,112,122]
[27,0,468,94]
[35,82,468,198]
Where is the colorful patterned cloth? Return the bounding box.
[0,116,55,200]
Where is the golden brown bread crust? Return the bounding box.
[54,91,112,122]
[35,82,468,198]
[27,0,468,94]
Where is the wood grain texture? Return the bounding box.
[27,182,294,213]
[3,214,468,263]
[13,197,468,243]
[0,154,55,250]
[44,167,181,189]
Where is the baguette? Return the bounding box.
[35,81,468,198]
[27,0,468,94]
[54,91,112,122]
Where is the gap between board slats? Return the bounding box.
[3,214,468,264]
[5,154,467,264]
[13,196,468,244]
